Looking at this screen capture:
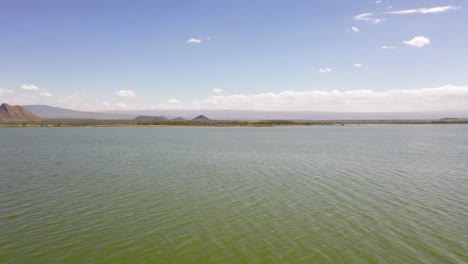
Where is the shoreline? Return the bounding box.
[1,119,467,127]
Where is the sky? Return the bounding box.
[1,0,467,112]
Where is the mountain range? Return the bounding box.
[0,103,41,122]
[24,105,137,120]
[15,104,468,121]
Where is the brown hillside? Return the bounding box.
[192,115,210,122]
[0,103,41,122]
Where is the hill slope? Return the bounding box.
[24,105,136,120]
[192,115,211,122]
[0,103,41,121]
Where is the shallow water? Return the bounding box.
[1,126,467,263]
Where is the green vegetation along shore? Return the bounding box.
[1,119,468,127]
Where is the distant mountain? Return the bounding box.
[172,117,185,121]
[24,105,136,120]
[192,115,211,122]
[134,115,167,121]
[0,103,41,122]
[20,104,468,121]
[108,109,468,121]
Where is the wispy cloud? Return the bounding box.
[351,26,360,32]
[354,13,373,20]
[1,89,106,111]
[403,36,430,48]
[318,68,332,73]
[353,63,362,68]
[150,99,182,110]
[169,85,468,112]
[39,92,53,97]
[187,38,202,44]
[115,90,137,98]
[387,6,460,15]
[167,99,181,104]
[353,13,384,24]
[381,45,397,49]
[5,85,468,113]
[0,88,14,96]
[212,88,223,94]
[21,84,40,91]
[114,102,130,108]
[101,101,138,110]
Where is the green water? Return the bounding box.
[1,126,467,263]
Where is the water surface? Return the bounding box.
[1,126,467,263]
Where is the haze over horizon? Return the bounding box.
[1,0,467,112]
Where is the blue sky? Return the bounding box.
[1,0,467,111]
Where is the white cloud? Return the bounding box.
[56,92,86,104]
[102,101,139,110]
[376,0,382,4]
[5,85,468,113]
[212,88,223,94]
[373,19,383,24]
[352,26,360,32]
[318,68,332,73]
[167,98,181,104]
[0,88,14,96]
[115,90,137,98]
[354,13,373,20]
[21,84,40,91]
[0,89,109,111]
[387,6,460,15]
[403,36,430,48]
[39,92,53,97]
[187,38,202,44]
[115,102,130,108]
[374,18,384,24]
[381,45,397,49]
[149,99,182,110]
[168,85,468,112]
[353,63,362,68]
[353,13,384,24]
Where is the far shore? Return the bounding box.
[1,119,468,127]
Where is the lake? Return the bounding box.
[1,126,467,263]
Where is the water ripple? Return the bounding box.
[1,126,467,263]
